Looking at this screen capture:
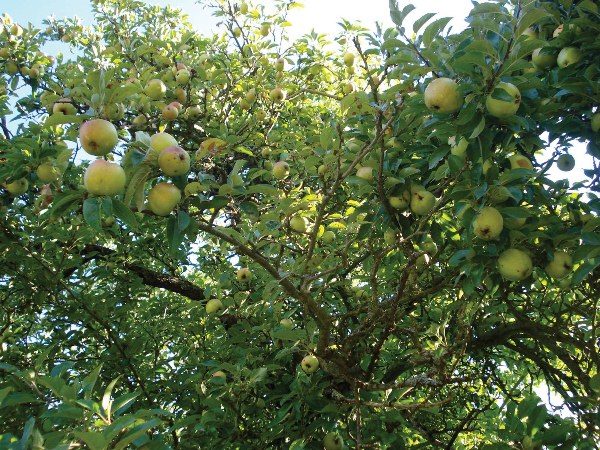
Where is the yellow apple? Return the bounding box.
[545,251,573,279]
[79,119,119,156]
[240,2,249,14]
[161,104,179,121]
[424,77,463,114]
[175,69,190,85]
[497,248,533,281]
[509,153,534,170]
[301,355,319,373]
[473,206,503,240]
[150,132,178,154]
[486,82,521,119]
[147,182,181,216]
[158,146,190,177]
[84,159,126,196]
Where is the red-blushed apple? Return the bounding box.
[158,146,190,177]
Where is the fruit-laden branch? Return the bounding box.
[69,244,205,301]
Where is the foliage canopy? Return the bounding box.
[0,0,599,448]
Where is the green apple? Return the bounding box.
[545,251,573,279]
[269,86,286,102]
[473,206,503,240]
[239,2,249,14]
[488,186,511,203]
[147,182,181,216]
[321,230,335,244]
[79,119,119,156]
[36,162,60,183]
[343,52,355,67]
[279,318,293,329]
[132,115,147,127]
[521,27,538,40]
[449,136,468,160]
[84,159,126,196]
[158,146,190,176]
[290,215,307,233]
[591,113,600,132]
[556,154,575,172]
[504,216,526,229]
[272,161,289,180]
[356,166,373,182]
[482,159,494,175]
[486,82,521,119]
[389,190,410,210]
[4,178,28,195]
[497,248,533,281]
[323,432,344,450]
[260,22,270,37]
[175,69,190,85]
[557,47,582,68]
[424,77,463,114]
[410,189,436,216]
[532,48,557,70]
[301,355,319,374]
[236,267,252,282]
[144,78,167,100]
[205,299,223,314]
[383,229,397,245]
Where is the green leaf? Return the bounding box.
[73,431,108,450]
[572,260,599,285]
[469,116,486,139]
[389,1,415,27]
[413,13,436,33]
[83,197,102,229]
[102,376,121,420]
[515,8,548,37]
[271,328,306,341]
[422,17,452,46]
[113,419,162,450]
[112,198,139,230]
[44,114,84,128]
[20,417,35,449]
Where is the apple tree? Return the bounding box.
[0,0,599,448]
